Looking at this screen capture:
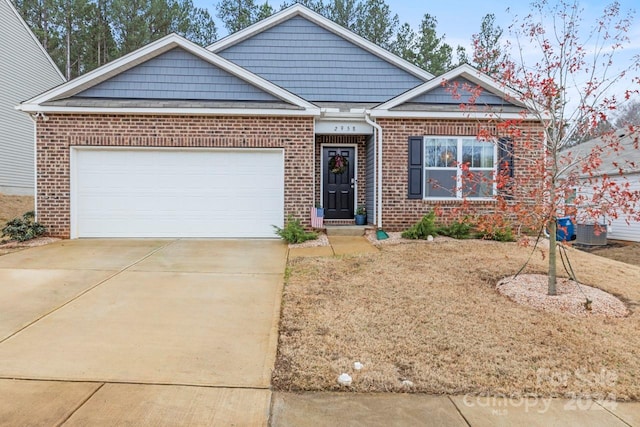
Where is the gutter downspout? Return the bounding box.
[364,113,383,229]
[28,114,38,220]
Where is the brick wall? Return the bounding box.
[35,114,544,237]
[378,118,545,231]
[35,114,315,238]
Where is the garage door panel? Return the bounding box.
[73,149,284,238]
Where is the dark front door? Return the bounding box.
[323,147,355,219]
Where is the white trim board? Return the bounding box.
[19,105,320,117]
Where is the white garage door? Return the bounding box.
[71,148,284,238]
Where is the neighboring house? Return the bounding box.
[18,5,543,239]
[0,0,65,195]
[564,129,640,242]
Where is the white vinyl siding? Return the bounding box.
[424,137,496,199]
[0,0,64,194]
[599,177,640,242]
[71,148,284,238]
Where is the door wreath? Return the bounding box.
[329,154,348,174]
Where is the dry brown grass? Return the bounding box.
[273,239,640,400]
[0,194,34,225]
[589,242,640,266]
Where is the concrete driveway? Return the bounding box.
[0,239,287,426]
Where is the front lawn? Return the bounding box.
[273,239,640,400]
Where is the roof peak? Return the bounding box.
[207,3,433,82]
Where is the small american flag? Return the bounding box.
[311,207,324,228]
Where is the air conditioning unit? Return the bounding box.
[576,223,608,246]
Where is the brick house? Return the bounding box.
[18,5,543,239]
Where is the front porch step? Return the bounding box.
[325,225,367,236]
[323,219,355,226]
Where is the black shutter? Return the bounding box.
[497,137,514,178]
[497,137,514,197]
[408,136,423,199]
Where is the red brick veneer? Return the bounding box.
[35,114,315,237]
[36,114,544,237]
[378,118,545,231]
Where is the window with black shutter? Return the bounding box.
[408,136,506,200]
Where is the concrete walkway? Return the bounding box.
[0,239,286,426]
[271,392,640,426]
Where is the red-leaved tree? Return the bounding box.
[448,0,640,295]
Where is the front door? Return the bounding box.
[323,147,355,219]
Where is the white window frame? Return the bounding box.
[423,136,497,200]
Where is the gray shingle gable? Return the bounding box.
[217,16,425,103]
[75,47,280,102]
[407,77,511,105]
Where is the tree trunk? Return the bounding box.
[66,30,71,80]
[66,8,71,80]
[548,218,557,295]
[42,3,48,51]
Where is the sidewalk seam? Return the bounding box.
[0,377,272,390]
[56,382,105,427]
[594,400,633,426]
[448,396,472,427]
[0,240,178,345]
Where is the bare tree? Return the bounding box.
[452,0,640,295]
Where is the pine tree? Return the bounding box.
[391,22,417,64]
[415,14,452,75]
[216,0,270,33]
[353,0,397,49]
[325,0,358,31]
[472,13,507,76]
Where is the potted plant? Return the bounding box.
[355,206,366,225]
[316,203,324,217]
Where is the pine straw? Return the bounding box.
[273,239,640,400]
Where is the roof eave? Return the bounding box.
[369,110,541,120]
[16,104,321,117]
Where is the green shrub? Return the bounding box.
[273,216,318,244]
[2,211,46,242]
[475,226,515,242]
[402,211,439,239]
[438,219,473,239]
